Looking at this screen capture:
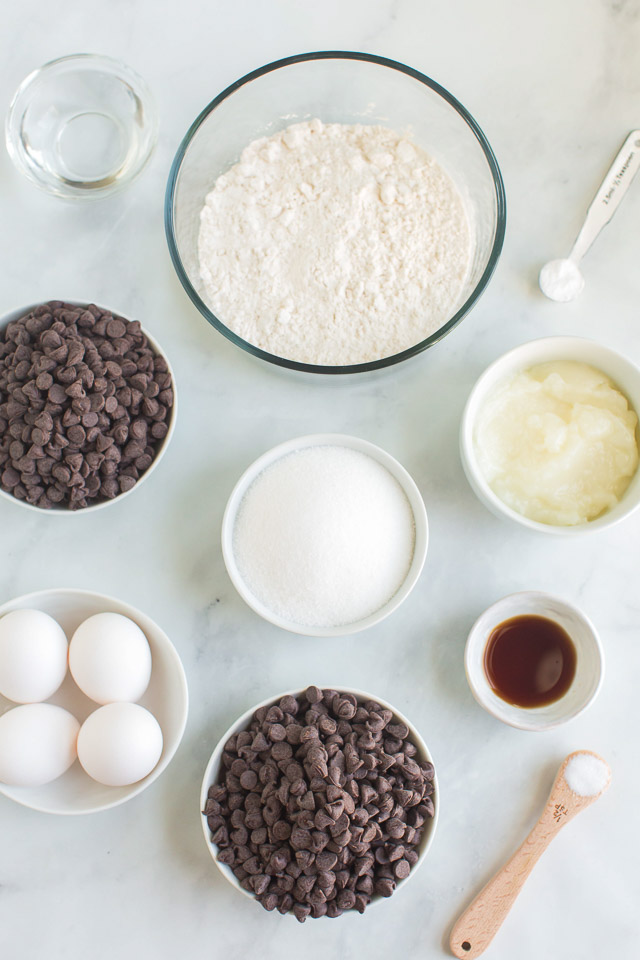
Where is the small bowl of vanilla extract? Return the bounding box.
[464,591,604,731]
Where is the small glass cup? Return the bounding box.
[5,53,157,200]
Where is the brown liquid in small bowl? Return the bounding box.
[484,615,576,708]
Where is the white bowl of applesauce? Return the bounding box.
[460,337,640,534]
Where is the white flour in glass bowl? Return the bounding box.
[198,119,471,366]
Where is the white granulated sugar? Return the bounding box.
[564,753,610,797]
[232,446,416,628]
[198,119,472,365]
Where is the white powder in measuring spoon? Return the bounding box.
[564,752,611,796]
[198,119,472,365]
[232,446,416,628]
[539,259,585,302]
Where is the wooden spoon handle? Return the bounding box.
[449,819,557,959]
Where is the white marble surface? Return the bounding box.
[1,1,639,957]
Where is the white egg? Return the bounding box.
[0,609,69,703]
[77,703,163,786]
[0,703,79,787]
[69,612,152,705]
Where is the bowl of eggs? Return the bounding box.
[0,588,188,814]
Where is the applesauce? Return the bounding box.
[474,360,639,525]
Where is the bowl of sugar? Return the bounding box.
[221,434,428,636]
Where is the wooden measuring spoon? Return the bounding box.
[449,751,611,959]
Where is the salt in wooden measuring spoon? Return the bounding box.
[449,750,611,959]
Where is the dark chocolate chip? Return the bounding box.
[204,688,433,921]
[0,301,173,509]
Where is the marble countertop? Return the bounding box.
[1,1,639,958]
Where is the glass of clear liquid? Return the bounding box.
[5,53,157,200]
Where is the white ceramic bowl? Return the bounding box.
[221,434,428,637]
[0,588,188,814]
[0,301,177,515]
[465,591,604,731]
[200,686,439,912]
[460,336,640,534]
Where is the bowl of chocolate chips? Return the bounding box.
[201,686,438,921]
[0,300,176,512]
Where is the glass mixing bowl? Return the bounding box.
[165,52,506,374]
